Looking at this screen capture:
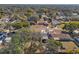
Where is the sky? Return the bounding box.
[0,0,79,4]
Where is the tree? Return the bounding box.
[25,8,35,17]
[0,32,23,54]
[63,22,79,34]
[10,21,30,29]
[0,28,31,54]
[23,32,44,54]
[45,39,62,53]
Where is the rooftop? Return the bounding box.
[51,27,72,40]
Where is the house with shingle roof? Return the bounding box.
[51,18,61,27]
[50,27,72,41]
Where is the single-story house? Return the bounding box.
[55,15,66,20]
[28,16,39,22]
[51,18,61,26]
[73,29,79,34]
[72,12,78,16]
[41,14,48,19]
[37,20,48,26]
[0,17,10,23]
[50,27,72,41]
[5,37,11,43]
[0,32,11,45]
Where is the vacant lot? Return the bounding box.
[30,25,47,32]
[61,41,79,53]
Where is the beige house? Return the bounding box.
[51,27,72,41]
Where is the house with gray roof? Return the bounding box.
[51,18,60,27]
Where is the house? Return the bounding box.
[73,29,79,34]
[0,17,10,23]
[42,15,49,21]
[73,29,79,38]
[55,15,66,20]
[74,37,79,42]
[5,37,11,43]
[27,16,39,25]
[51,18,60,27]
[0,32,11,45]
[55,16,60,20]
[28,15,39,22]
[41,14,48,19]
[37,19,48,26]
[72,12,78,16]
[50,27,72,41]
[71,15,79,21]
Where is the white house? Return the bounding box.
[72,13,78,16]
[0,40,3,45]
[73,29,79,34]
[0,17,10,23]
[5,37,12,43]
